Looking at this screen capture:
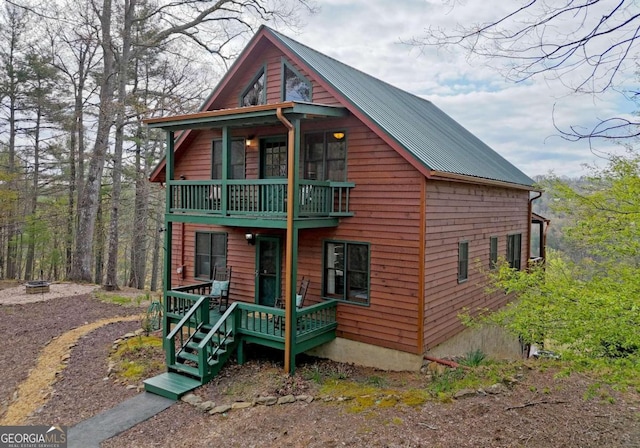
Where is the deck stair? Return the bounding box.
[144,298,238,400]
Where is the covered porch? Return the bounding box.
[147,101,352,376]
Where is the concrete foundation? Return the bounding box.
[306,337,423,371]
[427,324,525,360]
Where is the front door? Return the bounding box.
[255,236,281,307]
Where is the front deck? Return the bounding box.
[145,283,338,399]
[165,283,338,353]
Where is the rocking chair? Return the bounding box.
[273,277,310,329]
[208,266,232,312]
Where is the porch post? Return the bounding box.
[163,131,175,339]
[277,109,299,374]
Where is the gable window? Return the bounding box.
[506,233,522,270]
[241,67,266,107]
[323,241,369,305]
[195,232,227,279]
[489,236,498,270]
[212,139,245,179]
[282,60,311,102]
[458,241,469,283]
[303,131,347,181]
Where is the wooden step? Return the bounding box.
[170,363,201,379]
[177,351,199,363]
[143,372,201,400]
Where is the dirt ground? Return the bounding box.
[1,282,639,447]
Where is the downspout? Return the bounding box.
[528,191,542,269]
[276,107,295,374]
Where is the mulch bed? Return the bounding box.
[0,295,143,422]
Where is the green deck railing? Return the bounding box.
[165,286,338,355]
[168,179,354,217]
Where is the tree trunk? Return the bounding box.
[24,100,41,281]
[128,124,149,289]
[149,198,163,292]
[70,0,115,282]
[105,0,135,289]
[94,197,105,284]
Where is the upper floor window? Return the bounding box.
[458,241,469,283]
[195,232,227,280]
[282,60,311,102]
[241,67,266,107]
[507,233,522,270]
[212,139,245,179]
[323,241,369,305]
[489,236,498,270]
[303,131,347,181]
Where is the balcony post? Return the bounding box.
[221,126,229,215]
[163,131,174,339]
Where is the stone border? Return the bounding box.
[181,392,314,415]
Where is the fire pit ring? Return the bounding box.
[26,280,50,294]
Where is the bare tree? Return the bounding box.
[0,3,30,279]
[96,0,313,287]
[412,0,640,141]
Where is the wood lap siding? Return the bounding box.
[423,181,529,349]
[307,119,423,354]
[210,42,340,110]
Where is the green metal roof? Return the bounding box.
[267,27,535,187]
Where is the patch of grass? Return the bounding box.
[110,335,163,383]
[365,375,386,387]
[459,349,487,367]
[425,362,525,401]
[319,378,428,413]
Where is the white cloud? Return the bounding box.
[291,0,636,177]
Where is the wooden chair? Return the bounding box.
[209,266,232,312]
[274,277,310,329]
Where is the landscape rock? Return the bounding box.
[256,396,278,406]
[181,393,202,405]
[209,404,232,415]
[196,401,215,412]
[485,383,509,395]
[277,394,296,405]
[231,401,253,410]
[453,388,477,399]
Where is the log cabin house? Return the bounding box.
[143,26,545,399]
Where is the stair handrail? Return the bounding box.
[197,301,237,349]
[166,295,208,366]
[166,295,208,340]
[197,301,238,379]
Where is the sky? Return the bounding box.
[280,0,637,178]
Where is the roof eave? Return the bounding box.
[429,170,536,191]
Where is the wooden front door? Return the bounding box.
[255,236,281,307]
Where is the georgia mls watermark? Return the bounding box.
[0,426,67,448]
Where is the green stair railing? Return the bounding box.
[197,302,239,382]
[166,295,210,371]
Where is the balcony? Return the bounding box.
[168,179,354,227]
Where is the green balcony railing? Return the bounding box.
[169,179,354,218]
